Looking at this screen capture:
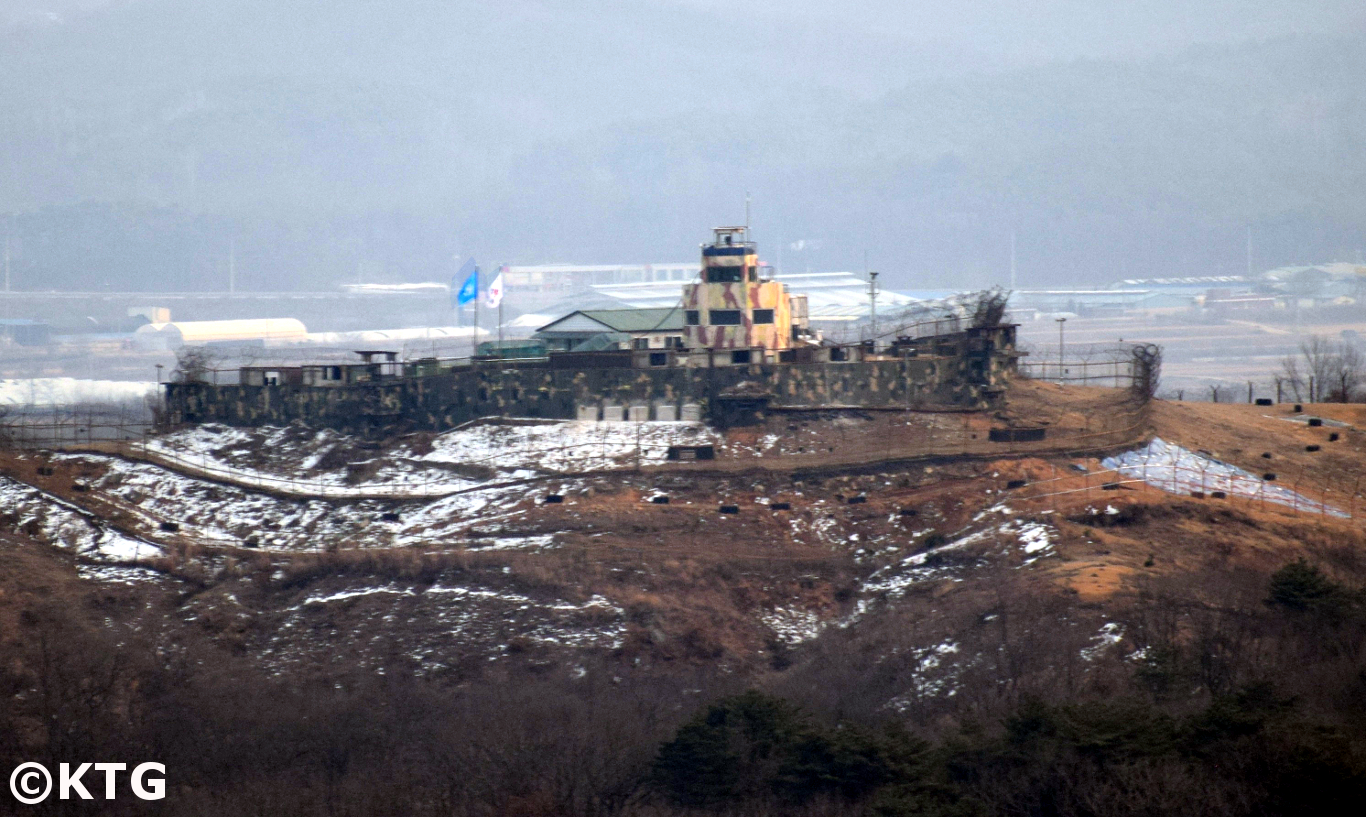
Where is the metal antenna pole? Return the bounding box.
[868,271,880,343]
[1056,317,1067,382]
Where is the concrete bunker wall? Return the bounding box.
[165,354,1002,434]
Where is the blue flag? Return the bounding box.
[452,258,478,307]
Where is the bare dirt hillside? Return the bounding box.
[2,386,1362,686]
[7,386,1366,814]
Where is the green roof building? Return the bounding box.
[534,307,686,351]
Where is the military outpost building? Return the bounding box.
[164,228,1022,433]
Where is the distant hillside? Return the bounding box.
[0,2,1362,292]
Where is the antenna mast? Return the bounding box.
[868,271,880,343]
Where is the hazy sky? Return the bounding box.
[7,1,1364,59]
[2,0,1364,291]
[667,0,1366,57]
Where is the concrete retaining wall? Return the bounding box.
[164,333,1016,434]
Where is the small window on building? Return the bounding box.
[633,337,650,350]
[709,310,743,326]
[649,352,668,366]
[264,371,280,386]
[327,366,342,381]
[705,266,744,283]
[752,309,774,324]
[731,350,752,364]
[685,310,700,325]
[666,335,683,348]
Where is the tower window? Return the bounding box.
[709,310,743,326]
[685,310,700,325]
[752,309,774,324]
[705,266,745,283]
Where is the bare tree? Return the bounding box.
[172,346,218,384]
[1327,341,1365,403]
[1297,335,1338,402]
[1279,354,1305,401]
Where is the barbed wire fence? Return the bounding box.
[9,346,1366,526]
[1016,342,1161,391]
[997,458,1364,529]
[0,392,1153,502]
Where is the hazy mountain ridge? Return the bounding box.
[0,3,1363,291]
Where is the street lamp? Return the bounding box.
[1055,317,1067,383]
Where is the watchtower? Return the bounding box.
[682,227,795,358]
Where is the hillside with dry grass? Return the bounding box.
[3,383,1366,814]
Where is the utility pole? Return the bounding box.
[868,271,880,344]
[1056,316,1067,382]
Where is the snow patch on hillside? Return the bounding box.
[761,607,825,644]
[1103,437,1345,516]
[0,474,160,562]
[862,506,1057,600]
[145,420,722,497]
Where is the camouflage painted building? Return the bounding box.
[682,227,805,357]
